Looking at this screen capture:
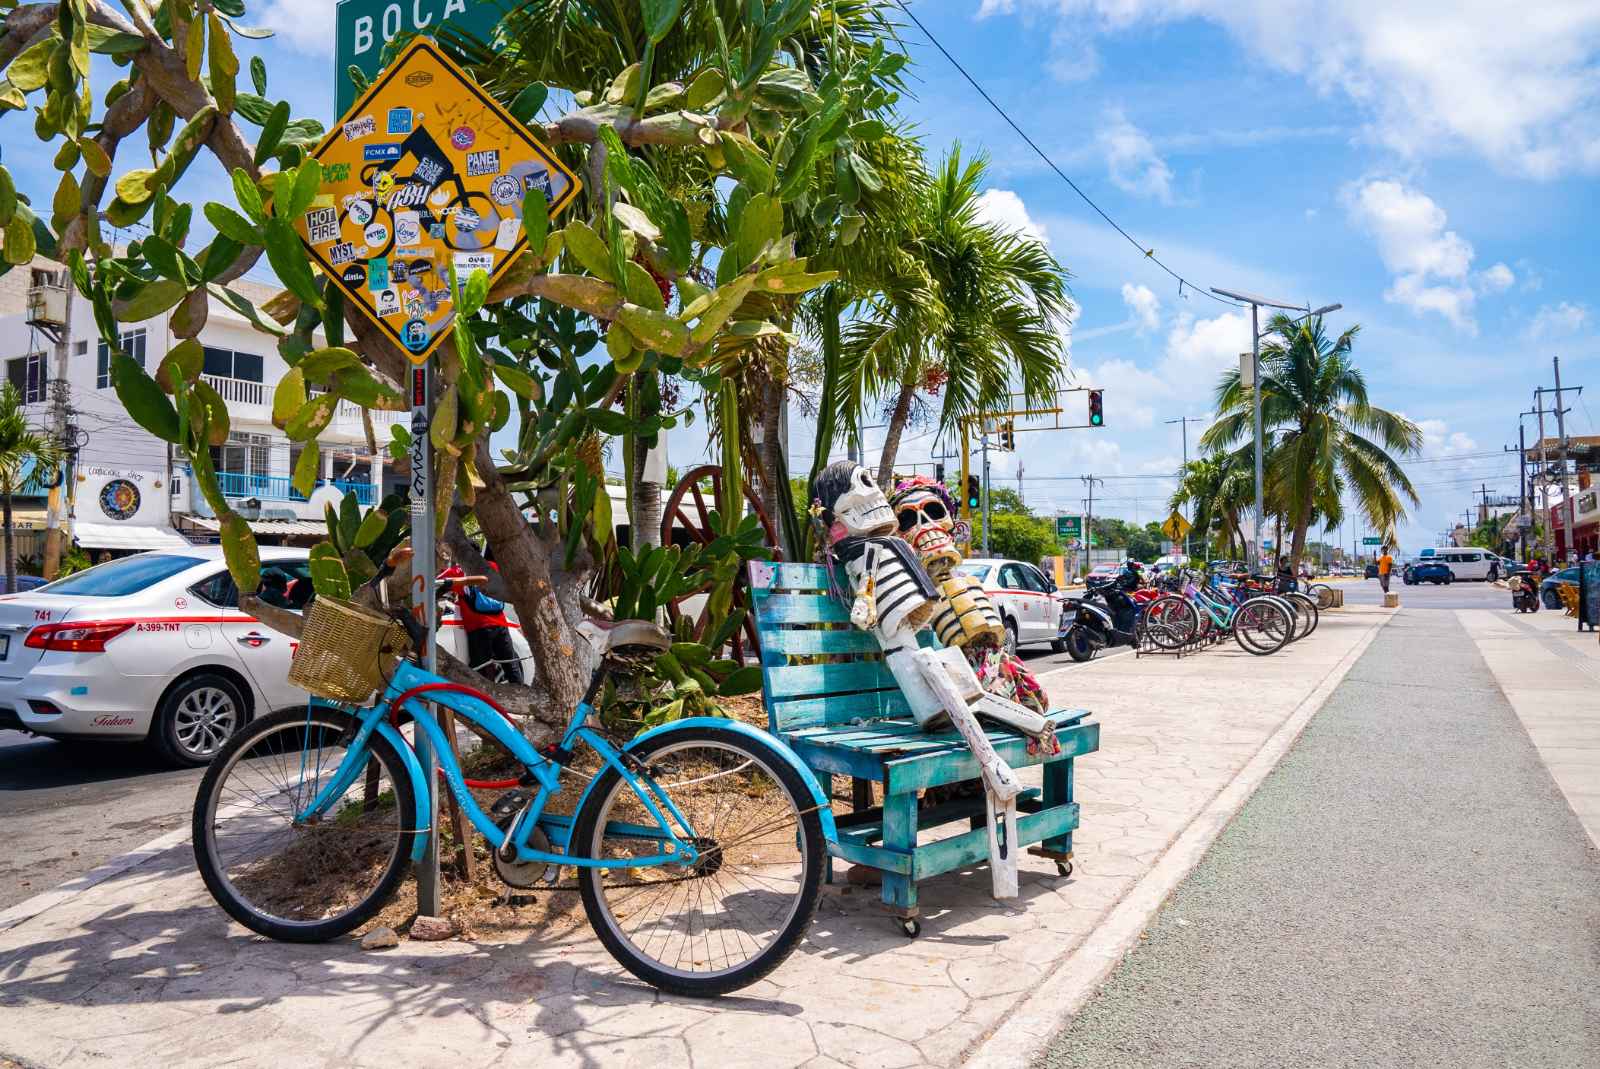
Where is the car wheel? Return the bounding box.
[153,672,248,768]
[1543,590,1561,609]
[1445,573,1454,584]
[1004,620,1019,657]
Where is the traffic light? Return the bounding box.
[934,462,945,482]
[1088,389,1104,427]
[998,419,1015,452]
[966,474,981,511]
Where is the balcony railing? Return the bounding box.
[202,375,265,406]
[211,470,375,506]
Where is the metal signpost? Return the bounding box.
[311,37,581,915]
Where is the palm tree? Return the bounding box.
[0,382,62,594]
[1169,452,1253,558]
[1200,314,1422,562]
[835,147,1072,485]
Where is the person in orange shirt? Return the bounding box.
[1377,545,1395,593]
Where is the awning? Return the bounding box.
[73,522,195,552]
[183,516,326,537]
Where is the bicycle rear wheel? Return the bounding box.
[1285,592,1319,638]
[1232,598,1291,655]
[192,707,417,943]
[574,725,824,997]
[1144,596,1198,649]
[1308,583,1335,610]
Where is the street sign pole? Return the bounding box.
[409,363,440,915]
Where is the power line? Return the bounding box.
[892,0,1240,309]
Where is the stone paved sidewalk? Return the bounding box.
[0,608,1389,1069]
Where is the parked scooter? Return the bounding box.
[1509,573,1540,614]
[1062,563,1143,661]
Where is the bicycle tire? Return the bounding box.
[1144,596,1198,649]
[1232,598,1290,655]
[192,707,418,943]
[574,725,824,997]
[1285,592,1319,638]
[1308,583,1335,610]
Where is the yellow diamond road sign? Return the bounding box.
[296,38,581,364]
[1162,510,1192,542]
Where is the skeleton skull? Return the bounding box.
[890,477,964,577]
[813,461,896,541]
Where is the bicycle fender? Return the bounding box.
[612,717,838,844]
[371,719,434,863]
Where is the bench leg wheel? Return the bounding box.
[1055,860,1073,878]
[899,918,922,938]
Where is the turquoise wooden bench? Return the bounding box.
[749,561,1100,934]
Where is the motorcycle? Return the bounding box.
[1062,568,1143,662]
[1509,573,1540,614]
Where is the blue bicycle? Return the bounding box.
[191,604,832,997]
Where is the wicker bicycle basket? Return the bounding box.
[286,596,411,703]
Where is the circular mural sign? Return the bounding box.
[99,478,141,521]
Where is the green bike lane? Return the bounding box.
[1038,604,1600,1069]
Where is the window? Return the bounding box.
[193,560,313,610]
[954,563,992,583]
[96,329,147,389]
[73,340,87,356]
[7,353,47,403]
[202,347,265,383]
[211,432,272,478]
[39,555,203,597]
[190,571,239,609]
[30,269,62,287]
[998,564,1024,589]
[1020,565,1053,593]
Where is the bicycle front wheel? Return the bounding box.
[1144,595,1198,649]
[1308,583,1335,610]
[1233,598,1291,655]
[574,725,824,997]
[192,707,418,943]
[1285,592,1320,638]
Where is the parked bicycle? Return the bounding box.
[192,575,829,997]
[1141,568,1296,655]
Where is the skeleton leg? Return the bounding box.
[908,650,1022,898]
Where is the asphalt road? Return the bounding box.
[1338,573,1512,610]
[1040,587,1600,1067]
[0,733,203,911]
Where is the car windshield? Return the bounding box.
[954,563,991,582]
[37,554,203,597]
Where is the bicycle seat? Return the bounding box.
[593,618,673,654]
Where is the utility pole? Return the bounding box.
[1533,398,1552,558]
[1017,460,1024,509]
[1472,484,1497,527]
[1534,359,1583,561]
[40,281,75,579]
[1506,420,1531,562]
[1081,474,1104,565]
[980,427,992,557]
[1165,415,1204,560]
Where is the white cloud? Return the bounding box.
[1097,108,1175,203]
[1121,283,1161,333]
[1343,179,1484,332]
[985,1,1600,177]
[256,0,338,54]
[974,188,1050,245]
[1413,418,1477,456]
[1527,302,1591,339]
[1474,262,1515,294]
[1162,310,1250,382]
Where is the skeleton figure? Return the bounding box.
[890,476,1051,717]
[812,461,1054,898]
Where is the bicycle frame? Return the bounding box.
[296,660,695,869]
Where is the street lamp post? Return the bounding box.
[1210,289,1341,572]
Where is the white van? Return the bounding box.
[1433,548,1499,582]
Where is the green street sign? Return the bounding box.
[1056,515,1082,541]
[1363,536,1382,546]
[336,0,508,112]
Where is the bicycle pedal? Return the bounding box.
[489,789,533,821]
[503,893,538,908]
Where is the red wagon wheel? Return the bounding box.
[660,464,783,661]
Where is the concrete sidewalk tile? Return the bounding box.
[0,610,1390,1069]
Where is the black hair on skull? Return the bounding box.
[811,460,862,525]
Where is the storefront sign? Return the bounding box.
[76,466,165,526]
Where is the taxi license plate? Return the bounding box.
[0,634,10,659]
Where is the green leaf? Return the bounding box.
[118,278,187,321]
[156,338,205,393]
[77,138,111,178]
[492,361,541,401]
[297,346,361,380]
[254,100,289,166]
[735,192,782,270]
[509,82,548,122]
[291,438,320,496]
[522,183,549,255]
[308,542,351,600]
[231,167,265,223]
[718,665,763,696]
[204,201,259,245]
[620,261,666,312]
[354,507,387,548]
[288,159,321,219]
[221,514,261,593]
[685,68,726,109]
[618,303,689,352]
[9,38,55,93]
[641,0,682,41]
[272,366,306,428]
[207,283,286,337]
[114,168,159,205]
[112,354,181,442]
[284,391,338,440]
[562,220,614,283]
[0,168,15,226]
[193,377,231,445]
[460,268,489,317]
[249,55,267,96]
[429,384,459,450]
[263,217,320,308]
[339,491,361,547]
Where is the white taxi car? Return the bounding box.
[951,557,1070,654]
[0,547,532,766]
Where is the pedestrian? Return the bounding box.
[1377,544,1395,593]
[439,547,525,684]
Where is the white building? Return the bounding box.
[0,255,404,555]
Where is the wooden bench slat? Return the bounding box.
[764,660,898,698]
[758,628,884,656]
[755,593,853,625]
[767,690,915,729]
[748,562,836,594]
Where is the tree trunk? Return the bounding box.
[1289,497,1314,568]
[758,373,784,540]
[875,378,917,487]
[3,491,13,595]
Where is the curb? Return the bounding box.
[963,611,1393,1068]
[0,824,193,934]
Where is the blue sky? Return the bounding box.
[22,0,1600,554]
